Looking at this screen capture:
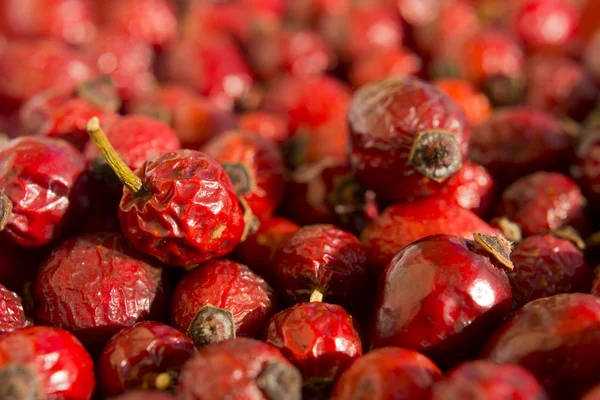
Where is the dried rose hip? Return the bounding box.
[471,107,572,186]
[201,130,286,222]
[348,76,470,202]
[497,172,587,237]
[361,198,499,273]
[0,283,29,334]
[178,337,302,400]
[33,233,169,352]
[273,224,368,308]
[172,259,277,347]
[98,321,197,397]
[238,112,291,144]
[331,347,441,400]
[372,234,513,367]
[0,326,95,399]
[433,78,492,126]
[508,234,592,309]
[572,126,600,211]
[109,391,176,400]
[348,48,423,89]
[181,1,254,44]
[0,136,89,247]
[482,293,600,399]
[428,360,548,400]
[87,117,245,266]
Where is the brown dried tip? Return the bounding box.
[483,75,525,107]
[141,371,177,392]
[240,198,260,241]
[0,364,43,400]
[0,193,12,231]
[492,218,522,243]
[223,163,256,196]
[309,289,324,303]
[473,233,514,270]
[187,305,235,348]
[409,130,463,182]
[77,77,121,112]
[257,362,302,400]
[551,226,586,250]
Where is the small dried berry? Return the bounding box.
[0,283,29,334]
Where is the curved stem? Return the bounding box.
[0,193,12,231]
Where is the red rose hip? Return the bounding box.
[0,283,29,334]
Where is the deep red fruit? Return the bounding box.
[331,347,442,400]
[508,234,592,309]
[273,224,368,308]
[348,48,423,89]
[572,127,600,210]
[108,391,176,400]
[234,217,299,282]
[592,272,600,297]
[201,130,286,222]
[471,107,572,186]
[0,241,40,296]
[181,1,254,44]
[0,283,29,334]
[0,137,89,247]
[238,112,291,144]
[178,338,302,400]
[33,233,169,351]
[172,259,277,346]
[428,360,548,400]
[585,31,600,83]
[265,302,362,385]
[98,321,197,397]
[372,234,513,367]
[361,199,499,273]
[129,84,236,149]
[0,326,95,400]
[348,76,470,202]
[497,172,587,237]
[482,293,600,399]
[583,386,600,400]
[434,79,492,126]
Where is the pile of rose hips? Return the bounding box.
[1,0,600,399]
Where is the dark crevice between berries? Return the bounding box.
[483,74,525,107]
[257,362,303,400]
[239,198,260,241]
[187,305,235,348]
[0,364,43,400]
[281,130,309,168]
[91,156,123,192]
[223,163,256,196]
[473,233,514,270]
[409,130,462,182]
[137,105,172,125]
[0,192,12,231]
[330,175,379,233]
[77,76,121,112]
[551,226,586,250]
[492,217,522,242]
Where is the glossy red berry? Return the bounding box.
[0,136,89,247]
[0,283,29,334]
[434,79,492,126]
[361,199,499,273]
[372,234,513,367]
[348,48,423,89]
[428,360,548,400]
[331,347,442,400]
[178,337,302,400]
[0,326,95,400]
[482,293,600,399]
[98,321,197,397]
[348,76,470,202]
[33,233,169,351]
[238,112,291,144]
[172,259,277,347]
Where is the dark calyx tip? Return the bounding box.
[0,365,43,400]
[187,305,235,348]
[551,226,586,250]
[483,74,525,107]
[257,362,303,400]
[492,217,522,242]
[474,233,514,270]
[409,130,463,182]
[222,162,256,196]
[77,77,121,112]
[0,192,12,231]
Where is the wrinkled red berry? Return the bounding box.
[33,233,169,351]
[238,112,291,144]
[482,293,600,399]
[0,283,29,334]
[348,48,422,89]
[98,321,197,397]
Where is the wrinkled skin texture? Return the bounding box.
[348,76,470,202]
[172,259,277,336]
[331,347,442,400]
[0,283,29,334]
[238,112,291,144]
[508,235,592,309]
[471,107,572,186]
[361,199,499,274]
[0,326,95,400]
[0,137,89,247]
[273,224,368,308]
[348,48,423,89]
[178,338,297,400]
[234,217,299,283]
[119,150,244,267]
[428,360,548,400]
[98,321,197,397]
[265,302,362,381]
[434,79,492,126]
[33,233,169,352]
[202,131,286,222]
[497,172,587,237]
[372,234,512,367]
[482,293,600,399]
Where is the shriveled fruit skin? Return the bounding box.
[98,321,197,397]
[0,283,29,334]
[348,76,470,202]
[119,150,245,266]
[428,360,548,400]
[482,293,600,399]
[361,199,499,274]
[0,137,89,247]
[372,234,512,367]
[33,233,169,352]
[0,326,95,400]
[331,347,442,400]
